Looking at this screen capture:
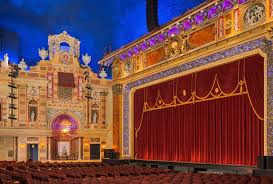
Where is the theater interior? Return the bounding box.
[0,0,273,183]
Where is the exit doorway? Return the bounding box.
[90,144,100,160]
[27,144,38,161]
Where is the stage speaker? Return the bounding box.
[257,156,266,169]
[111,152,119,159]
[266,156,273,169]
[104,149,114,159]
[194,168,207,173]
[146,0,159,32]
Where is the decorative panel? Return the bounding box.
[27,86,39,98]
[146,47,165,67]
[78,77,83,99]
[234,9,240,32]
[188,24,216,48]
[58,87,73,102]
[47,73,53,98]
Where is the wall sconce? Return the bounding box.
[84,143,88,149]
[41,143,45,149]
[112,145,117,150]
[19,144,24,148]
[102,144,106,149]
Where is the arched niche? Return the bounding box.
[28,100,38,122]
[91,104,99,124]
[60,42,70,52]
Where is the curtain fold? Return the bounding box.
[245,55,264,120]
[134,55,264,166]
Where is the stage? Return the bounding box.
[102,159,273,176]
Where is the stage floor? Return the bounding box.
[102,159,254,175]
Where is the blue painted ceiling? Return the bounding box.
[0,0,205,73]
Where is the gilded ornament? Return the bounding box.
[38,47,48,60]
[99,67,107,79]
[183,89,187,96]
[244,3,265,26]
[18,58,28,71]
[82,53,91,66]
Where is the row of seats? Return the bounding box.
[0,161,272,184]
[0,161,172,184]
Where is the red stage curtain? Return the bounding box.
[134,55,264,166]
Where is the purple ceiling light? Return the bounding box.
[119,53,127,61]
[141,42,148,50]
[148,37,157,47]
[167,25,181,37]
[195,13,205,25]
[133,46,140,55]
[183,19,193,31]
[127,49,134,57]
[238,0,248,4]
[157,33,166,42]
[222,0,234,12]
[208,6,218,19]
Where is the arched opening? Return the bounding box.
[51,114,80,160]
[60,42,70,52]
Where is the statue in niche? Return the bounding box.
[30,110,36,122]
[28,100,38,122]
[92,110,98,124]
[61,145,68,157]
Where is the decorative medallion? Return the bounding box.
[244,3,265,26]
[224,19,233,30]
[61,51,71,65]
[27,86,39,97]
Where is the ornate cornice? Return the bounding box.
[99,0,250,65]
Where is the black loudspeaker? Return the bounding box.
[266,156,273,169]
[111,152,119,159]
[257,156,273,169]
[104,149,114,159]
[146,0,159,32]
[257,156,266,169]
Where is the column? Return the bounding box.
[13,136,18,161]
[78,137,82,160]
[48,137,51,160]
